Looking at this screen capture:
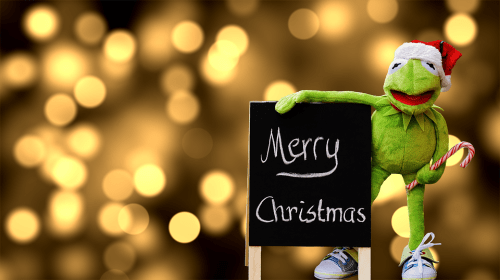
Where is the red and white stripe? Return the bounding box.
[406,141,475,192]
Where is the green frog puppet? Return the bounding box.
[275,40,462,280]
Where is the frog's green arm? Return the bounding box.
[416,109,449,184]
[276,90,384,114]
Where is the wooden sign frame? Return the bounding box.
[245,102,371,279]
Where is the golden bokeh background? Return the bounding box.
[1,0,498,279]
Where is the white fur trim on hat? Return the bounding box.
[393,42,449,92]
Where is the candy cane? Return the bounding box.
[406,141,475,192]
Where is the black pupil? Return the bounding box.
[427,63,435,70]
[392,63,401,69]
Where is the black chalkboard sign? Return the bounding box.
[248,102,371,247]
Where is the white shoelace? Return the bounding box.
[327,247,349,263]
[407,232,441,274]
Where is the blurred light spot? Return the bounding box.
[133,164,166,197]
[391,206,410,238]
[43,42,89,89]
[54,244,96,279]
[182,128,213,159]
[367,33,406,75]
[288,9,320,40]
[103,169,134,201]
[14,135,46,168]
[171,21,204,53]
[23,4,59,41]
[446,135,464,166]
[226,0,259,16]
[240,216,246,238]
[208,40,240,71]
[74,76,106,108]
[124,148,162,174]
[200,55,236,86]
[216,25,249,55]
[132,262,181,280]
[66,123,102,159]
[160,64,194,94]
[199,170,235,205]
[45,94,77,126]
[127,219,164,256]
[315,1,353,40]
[40,146,65,182]
[446,0,480,13]
[169,212,200,243]
[389,235,409,263]
[444,13,477,47]
[367,0,398,23]
[48,190,84,237]
[118,204,149,235]
[291,247,331,270]
[104,242,136,272]
[104,30,137,63]
[98,202,125,236]
[463,268,497,280]
[166,91,200,124]
[429,247,439,270]
[75,12,107,45]
[480,107,500,160]
[101,269,129,280]
[51,156,87,190]
[373,174,405,205]
[137,17,171,71]
[5,208,40,244]
[264,80,296,101]
[1,52,38,89]
[441,192,475,229]
[100,55,133,80]
[199,205,232,236]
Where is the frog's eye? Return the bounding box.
[387,59,407,75]
[421,60,439,76]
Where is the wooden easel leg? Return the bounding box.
[358,247,371,280]
[249,246,261,280]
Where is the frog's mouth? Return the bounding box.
[391,90,434,106]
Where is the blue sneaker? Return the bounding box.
[400,233,440,280]
[314,247,358,279]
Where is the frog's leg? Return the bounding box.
[403,173,425,251]
[371,164,390,205]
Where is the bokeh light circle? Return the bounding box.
[446,135,464,166]
[182,128,213,159]
[288,9,320,40]
[48,190,84,237]
[118,204,150,235]
[1,52,38,89]
[166,91,200,124]
[199,170,235,205]
[75,12,107,45]
[390,235,409,263]
[367,0,398,23]
[200,55,236,86]
[14,135,46,168]
[373,174,405,205]
[98,202,125,236]
[133,164,166,197]
[168,212,200,243]
[104,30,137,63]
[23,4,59,41]
[66,123,102,159]
[264,80,296,101]
[44,94,77,126]
[171,21,204,53]
[160,64,194,94]
[391,206,410,238]
[103,241,136,271]
[74,76,107,108]
[315,1,353,40]
[51,156,87,190]
[208,40,240,71]
[199,205,232,236]
[444,13,477,47]
[103,169,134,201]
[216,25,249,55]
[446,0,480,13]
[5,208,40,243]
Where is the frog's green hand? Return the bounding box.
[416,109,449,184]
[275,90,383,114]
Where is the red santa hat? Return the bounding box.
[393,40,462,92]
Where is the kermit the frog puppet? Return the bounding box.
[276,40,462,280]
